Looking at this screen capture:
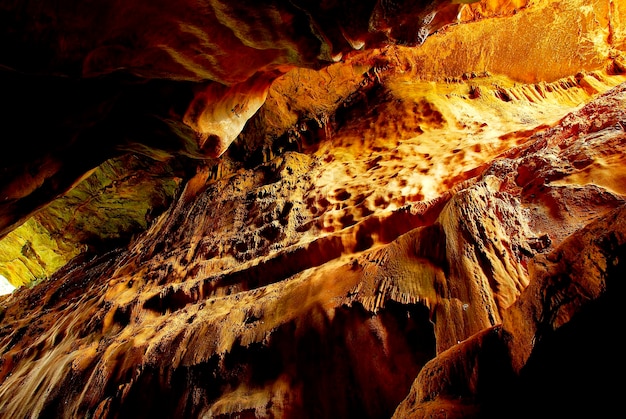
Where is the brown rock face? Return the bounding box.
[0,0,464,240]
[393,84,626,419]
[0,0,625,418]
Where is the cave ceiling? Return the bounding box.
[1,0,624,287]
[0,0,625,417]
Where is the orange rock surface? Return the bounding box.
[0,0,625,418]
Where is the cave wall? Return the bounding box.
[0,1,625,418]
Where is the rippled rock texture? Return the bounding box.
[0,0,626,418]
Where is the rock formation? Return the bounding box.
[0,0,625,418]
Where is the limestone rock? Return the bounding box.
[0,1,625,418]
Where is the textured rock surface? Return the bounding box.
[393,83,626,418]
[0,0,465,241]
[0,0,625,418]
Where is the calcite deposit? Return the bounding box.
[0,0,625,418]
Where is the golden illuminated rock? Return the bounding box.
[393,83,626,419]
[0,0,465,240]
[183,73,278,157]
[0,1,625,418]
